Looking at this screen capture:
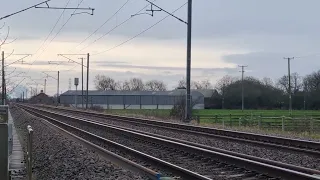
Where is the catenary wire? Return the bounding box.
[92,2,187,56]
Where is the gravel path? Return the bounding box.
[54,110,320,170]
[10,106,147,180]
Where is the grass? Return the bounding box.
[193,109,320,116]
[103,109,320,138]
[104,109,171,119]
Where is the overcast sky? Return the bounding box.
[1,0,320,97]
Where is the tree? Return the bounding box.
[145,80,167,91]
[176,79,186,89]
[277,72,302,94]
[215,75,236,109]
[94,75,118,90]
[119,80,131,90]
[262,77,274,87]
[192,80,212,89]
[129,78,144,91]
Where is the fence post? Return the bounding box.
[238,117,241,127]
[281,116,285,132]
[309,117,314,134]
[215,115,218,123]
[222,116,225,128]
[27,125,33,180]
[258,114,261,129]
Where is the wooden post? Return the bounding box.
[258,114,262,129]
[282,116,285,132]
[310,117,314,134]
[222,116,225,128]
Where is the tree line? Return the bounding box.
[94,75,213,91]
[95,70,320,110]
[212,71,320,110]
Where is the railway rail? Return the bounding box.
[34,104,320,156]
[17,104,320,180]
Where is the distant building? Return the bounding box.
[59,89,205,109]
[29,90,54,105]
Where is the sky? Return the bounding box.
[1,0,320,97]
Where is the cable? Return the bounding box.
[92,2,187,56]
[33,0,72,56]
[79,0,156,52]
[27,0,84,79]
[70,0,131,52]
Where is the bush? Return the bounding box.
[90,105,104,112]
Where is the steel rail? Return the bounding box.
[18,105,212,180]
[35,104,320,156]
[19,104,320,180]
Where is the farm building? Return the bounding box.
[29,90,55,105]
[59,89,205,109]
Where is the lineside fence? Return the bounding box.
[193,114,320,134]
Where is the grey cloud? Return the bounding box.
[6,0,320,40]
[223,52,320,78]
[93,61,237,72]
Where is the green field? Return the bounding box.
[193,109,320,116]
[105,109,320,118]
[104,109,320,134]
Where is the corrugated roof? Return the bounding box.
[61,90,204,97]
[195,89,215,97]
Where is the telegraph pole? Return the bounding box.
[2,51,5,105]
[239,65,248,111]
[284,57,294,114]
[86,53,89,109]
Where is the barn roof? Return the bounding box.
[61,89,204,97]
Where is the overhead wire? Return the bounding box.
[69,0,131,52]
[27,0,85,82]
[33,0,72,56]
[92,1,187,56]
[79,0,157,52]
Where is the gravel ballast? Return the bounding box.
[10,106,147,180]
[52,109,320,170]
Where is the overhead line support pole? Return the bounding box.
[81,58,84,108]
[2,51,5,105]
[185,0,192,122]
[57,71,59,106]
[86,53,89,109]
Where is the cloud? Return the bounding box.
[223,52,320,78]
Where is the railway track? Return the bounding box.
[18,104,320,180]
[35,104,320,156]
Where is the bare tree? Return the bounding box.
[192,80,212,89]
[262,77,274,87]
[176,79,186,89]
[118,80,131,90]
[215,75,235,94]
[129,78,144,91]
[277,72,302,94]
[215,75,236,109]
[94,75,118,90]
[303,70,320,92]
[145,80,167,91]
